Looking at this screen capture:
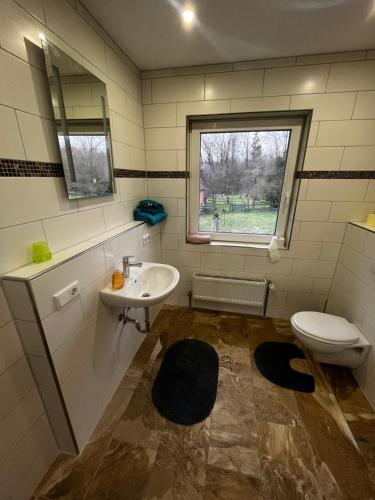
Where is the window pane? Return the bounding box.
[198,130,291,235]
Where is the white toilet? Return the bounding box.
[291,311,371,369]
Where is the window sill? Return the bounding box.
[209,238,285,250]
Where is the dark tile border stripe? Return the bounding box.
[114,168,147,178]
[0,159,64,177]
[296,170,375,179]
[146,171,189,178]
[0,159,373,180]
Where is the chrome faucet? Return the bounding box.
[122,256,142,278]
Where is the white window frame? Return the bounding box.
[188,116,304,246]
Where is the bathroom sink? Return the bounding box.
[100,262,179,308]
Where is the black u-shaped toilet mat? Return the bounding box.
[254,342,315,393]
[152,339,219,425]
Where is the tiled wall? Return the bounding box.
[141,51,375,317]
[0,0,149,498]
[327,224,375,407]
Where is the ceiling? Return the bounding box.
[82,0,375,70]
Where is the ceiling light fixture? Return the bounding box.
[38,32,46,41]
[182,8,195,24]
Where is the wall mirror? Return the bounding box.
[42,40,114,200]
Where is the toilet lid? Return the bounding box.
[292,312,359,344]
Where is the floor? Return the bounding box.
[33,306,375,500]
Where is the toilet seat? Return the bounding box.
[291,312,359,346]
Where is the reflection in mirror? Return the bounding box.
[42,40,114,200]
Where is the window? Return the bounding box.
[188,115,306,246]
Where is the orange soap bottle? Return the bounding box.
[112,270,125,290]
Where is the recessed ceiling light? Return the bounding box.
[182,8,195,24]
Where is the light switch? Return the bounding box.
[53,281,80,310]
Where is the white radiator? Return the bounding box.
[192,273,271,316]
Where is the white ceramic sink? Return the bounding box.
[100,262,179,308]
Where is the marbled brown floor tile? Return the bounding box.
[35,435,111,500]
[112,366,166,452]
[345,412,375,446]
[143,419,210,500]
[190,321,220,346]
[84,439,156,500]
[210,404,257,448]
[258,421,327,500]
[204,465,263,500]
[252,363,303,428]
[247,317,284,351]
[207,442,259,477]
[295,390,375,499]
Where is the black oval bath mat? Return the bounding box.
[254,342,315,393]
[152,339,219,425]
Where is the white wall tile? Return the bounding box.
[162,250,201,268]
[151,75,204,103]
[291,93,356,120]
[103,200,137,230]
[205,70,263,100]
[307,121,319,146]
[317,120,375,147]
[16,112,60,163]
[352,91,375,119]
[0,357,34,420]
[0,177,77,229]
[201,252,245,272]
[340,146,375,171]
[44,0,106,73]
[143,103,177,128]
[343,223,367,252]
[42,297,84,353]
[295,201,331,221]
[16,320,45,357]
[147,178,186,198]
[365,181,375,202]
[0,286,12,328]
[31,246,106,319]
[0,49,49,117]
[329,202,375,222]
[263,65,329,96]
[0,321,23,376]
[146,150,178,171]
[145,127,185,150]
[2,280,35,322]
[53,315,96,383]
[298,222,346,242]
[0,387,43,466]
[303,147,343,171]
[313,278,332,294]
[281,241,322,260]
[43,208,105,252]
[141,79,152,104]
[320,242,341,261]
[268,274,314,293]
[0,221,45,274]
[306,179,369,201]
[119,178,147,202]
[230,95,290,113]
[327,61,375,92]
[0,105,25,159]
[292,259,336,278]
[177,100,230,125]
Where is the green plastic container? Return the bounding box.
[32,241,52,263]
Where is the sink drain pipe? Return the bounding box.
[119,306,150,334]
